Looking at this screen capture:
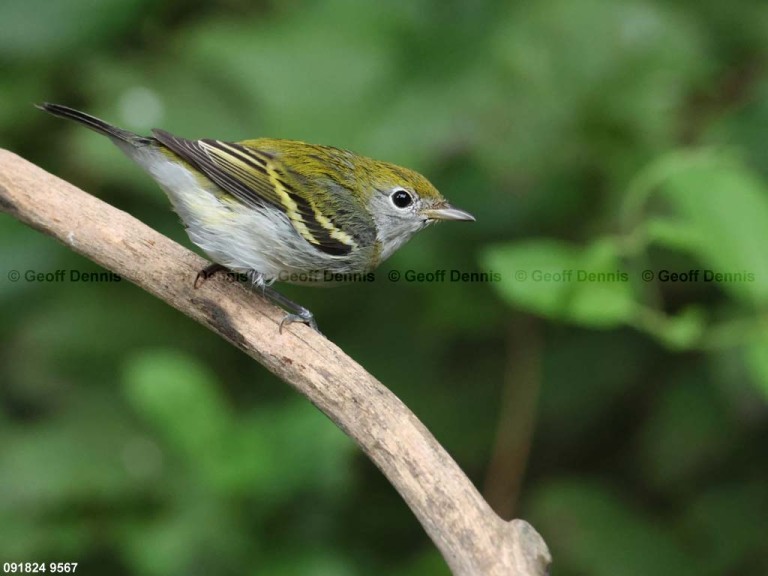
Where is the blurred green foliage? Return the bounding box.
[2,0,768,574]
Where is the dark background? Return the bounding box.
[2,1,768,574]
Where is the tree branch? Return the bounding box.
[0,149,551,576]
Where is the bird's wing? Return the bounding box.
[152,130,284,208]
[152,130,357,256]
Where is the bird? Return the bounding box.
[38,103,475,330]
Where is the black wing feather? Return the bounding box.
[152,130,280,210]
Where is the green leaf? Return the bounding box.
[482,238,634,327]
[233,400,354,501]
[659,154,768,304]
[643,217,705,254]
[655,307,706,350]
[122,349,235,486]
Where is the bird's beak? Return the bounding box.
[422,205,476,222]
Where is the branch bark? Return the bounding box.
[0,149,551,576]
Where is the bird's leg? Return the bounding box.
[246,271,320,333]
[195,265,319,332]
[261,285,319,333]
[194,262,229,289]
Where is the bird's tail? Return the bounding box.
[36,103,151,146]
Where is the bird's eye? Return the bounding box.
[391,188,413,209]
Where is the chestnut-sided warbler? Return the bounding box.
[39,103,474,330]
